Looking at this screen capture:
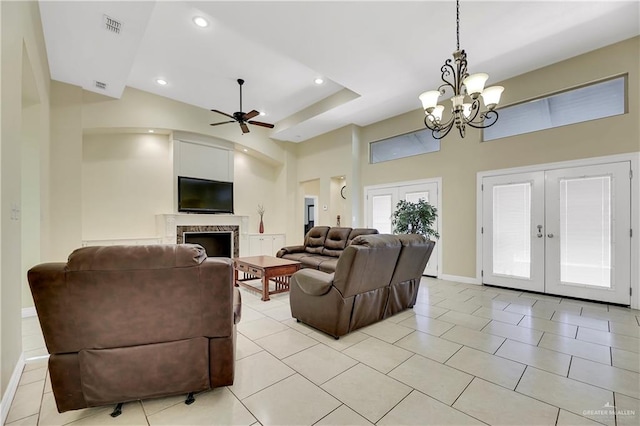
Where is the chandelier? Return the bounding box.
[419,0,504,139]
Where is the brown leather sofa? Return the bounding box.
[276,226,378,272]
[290,234,435,338]
[27,244,241,414]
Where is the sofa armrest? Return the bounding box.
[292,269,334,296]
[233,288,242,324]
[276,245,306,257]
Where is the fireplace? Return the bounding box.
[184,232,232,258]
[177,225,239,258]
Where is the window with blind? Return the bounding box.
[483,76,626,142]
[492,182,532,279]
[370,128,440,164]
[559,175,612,288]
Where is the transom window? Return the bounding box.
[483,75,626,142]
[370,128,440,164]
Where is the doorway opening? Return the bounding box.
[304,196,318,235]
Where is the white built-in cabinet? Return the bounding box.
[249,234,286,256]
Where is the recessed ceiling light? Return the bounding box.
[243,148,248,152]
[148,129,155,133]
[314,78,324,85]
[156,78,168,86]
[259,111,266,116]
[193,16,209,28]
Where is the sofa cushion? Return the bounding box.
[281,252,314,263]
[322,227,352,257]
[318,258,338,273]
[300,255,336,270]
[66,244,206,271]
[347,228,379,246]
[304,226,330,254]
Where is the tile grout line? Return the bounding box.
[511,366,609,425]
[512,364,528,392]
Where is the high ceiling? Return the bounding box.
[39,1,639,142]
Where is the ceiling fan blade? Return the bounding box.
[240,123,250,134]
[211,109,235,119]
[248,120,275,129]
[210,120,235,126]
[243,110,259,120]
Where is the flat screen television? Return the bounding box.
[178,176,234,214]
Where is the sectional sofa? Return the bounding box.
[276,226,379,272]
[289,233,436,338]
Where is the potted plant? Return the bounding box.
[391,199,439,240]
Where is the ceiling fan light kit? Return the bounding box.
[419,0,504,140]
[210,79,275,134]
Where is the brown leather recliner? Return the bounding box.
[289,234,435,338]
[27,244,241,413]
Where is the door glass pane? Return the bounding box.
[493,183,531,278]
[405,191,429,203]
[560,176,611,288]
[372,195,392,233]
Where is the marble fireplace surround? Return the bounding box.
[156,214,249,257]
[177,226,239,258]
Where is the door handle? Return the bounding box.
[537,225,543,238]
[547,233,554,238]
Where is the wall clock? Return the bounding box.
[341,185,347,199]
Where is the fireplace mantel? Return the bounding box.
[156,214,249,257]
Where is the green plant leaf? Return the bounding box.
[391,199,439,239]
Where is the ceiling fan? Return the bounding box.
[210,79,274,134]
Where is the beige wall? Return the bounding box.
[82,133,173,240]
[49,82,83,261]
[360,36,640,279]
[295,125,354,227]
[1,0,50,398]
[46,82,291,252]
[234,151,286,234]
[329,177,348,227]
[80,134,285,240]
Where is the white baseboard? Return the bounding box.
[439,274,482,285]
[21,307,36,318]
[1,353,25,425]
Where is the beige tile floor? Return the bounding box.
[6,277,640,426]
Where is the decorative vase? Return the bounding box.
[259,218,264,234]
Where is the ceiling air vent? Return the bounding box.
[94,81,107,90]
[103,15,122,34]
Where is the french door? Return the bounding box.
[366,181,439,277]
[482,162,631,305]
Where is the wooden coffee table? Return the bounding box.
[234,256,301,301]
